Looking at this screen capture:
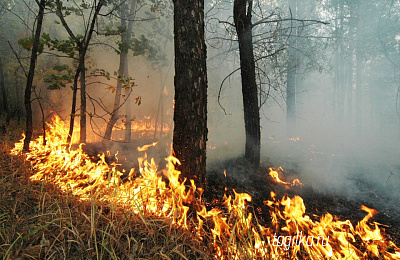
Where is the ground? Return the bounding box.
[1,124,399,259]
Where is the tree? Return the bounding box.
[54,0,106,144]
[233,0,260,167]
[172,0,208,189]
[23,0,46,152]
[286,0,297,137]
[103,0,137,142]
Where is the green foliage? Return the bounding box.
[116,73,137,92]
[91,68,111,80]
[41,33,78,58]
[44,64,74,90]
[103,25,125,37]
[131,35,155,57]
[17,37,45,54]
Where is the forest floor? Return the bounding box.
[0,122,399,259]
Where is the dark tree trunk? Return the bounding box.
[0,58,10,125]
[172,0,208,189]
[79,58,86,143]
[233,0,260,167]
[67,65,80,144]
[23,0,46,152]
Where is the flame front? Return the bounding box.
[11,116,400,259]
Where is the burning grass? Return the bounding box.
[3,116,400,259]
[0,124,209,260]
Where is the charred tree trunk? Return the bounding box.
[172,0,208,189]
[23,0,46,152]
[233,0,260,167]
[0,58,10,125]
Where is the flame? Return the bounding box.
[112,116,171,139]
[269,167,303,187]
[11,116,400,259]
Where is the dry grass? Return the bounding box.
[0,124,210,260]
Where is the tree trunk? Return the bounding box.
[172,0,208,189]
[79,58,86,143]
[57,0,104,144]
[23,0,46,152]
[0,58,10,125]
[67,65,80,144]
[234,0,260,167]
[286,0,297,138]
[104,52,128,140]
[104,0,136,141]
[124,89,132,142]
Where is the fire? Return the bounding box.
[11,116,400,259]
[269,167,303,187]
[112,116,171,139]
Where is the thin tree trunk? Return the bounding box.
[79,58,86,143]
[124,86,132,142]
[172,0,208,188]
[23,0,46,152]
[123,0,137,143]
[234,0,260,167]
[57,0,104,144]
[104,0,136,141]
[154,68,164,139]
[67,63,81,144]
[286,0,297,138]
[104,52,127,140]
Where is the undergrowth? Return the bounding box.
[0,124,210,260]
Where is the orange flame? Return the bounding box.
[11,116,400,259]
[269,167,303,187]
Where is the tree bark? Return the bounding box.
[23,0,46,152]
[172,0,208,189]
[233,0,260,167]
